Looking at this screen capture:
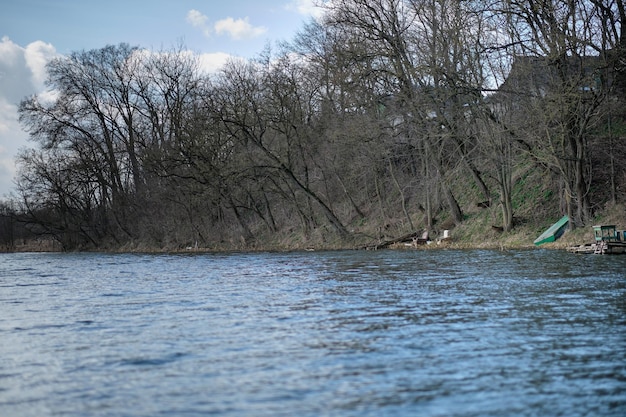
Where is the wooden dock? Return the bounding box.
[593,241,626,254]
[568,242,626,254]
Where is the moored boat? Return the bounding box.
[534,215,569,246]
[591,225,626,254]
[567,224,626,254]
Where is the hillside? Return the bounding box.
[2,1,625,253]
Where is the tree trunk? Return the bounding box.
[442,182,463,225]
[499,163,513,232]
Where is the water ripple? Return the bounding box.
[0,250,625,416]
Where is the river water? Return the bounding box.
[1,249,625,416]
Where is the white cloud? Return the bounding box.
[197,52,236,74]
[286,0,326,20]
[186,9,267,41]
[24,40,57,89]
[0,98,27,198]
[134,48,233,75]
[0,36,56,198]
[0,36,32,104]
[0,36,22,65]
[186,9,212,37]
[186,9,208,27]
[214,17,267,40]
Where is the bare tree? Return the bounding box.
[321,0,500,228]
[18,44,146,240]
[495,0,622,225]
[209,56,349,238]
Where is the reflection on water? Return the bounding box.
[0,250,625,416]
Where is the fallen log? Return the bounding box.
[357,231,427,250]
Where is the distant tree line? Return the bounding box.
[4,0,625,250]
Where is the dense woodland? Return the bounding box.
[1,0,625,251]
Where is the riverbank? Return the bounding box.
[3,203,623,254]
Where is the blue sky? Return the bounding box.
[0,0,324,198]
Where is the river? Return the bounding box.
[1,249,625,416]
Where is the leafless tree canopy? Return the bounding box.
[5,0,624,250]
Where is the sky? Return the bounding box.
[0,0,324,199]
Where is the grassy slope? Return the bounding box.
[424,164,624,251]
[344,161,624,252]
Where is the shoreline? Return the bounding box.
[0,239,574,254]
